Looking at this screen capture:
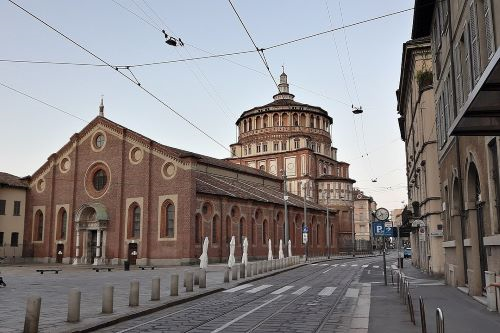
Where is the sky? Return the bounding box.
[0,0,414,211]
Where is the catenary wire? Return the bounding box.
[227,0,278,89]
[7,0,231,155]
[0,81,89,123]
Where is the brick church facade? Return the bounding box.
[23,105,336,265]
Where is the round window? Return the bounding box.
[93,169,107,191]
[95,134,105,149]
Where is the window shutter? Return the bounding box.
[484,0,496,59]
[464,23,472,97]
[436,105,442,148]
[454,43,463,108]
[447,73,454,123]
[469,1,481,82]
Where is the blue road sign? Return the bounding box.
[384,226,394,237]
[302,226,309,233]
[372,221,385,236]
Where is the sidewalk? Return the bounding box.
[369,258,500,333]
[0,258,300,332]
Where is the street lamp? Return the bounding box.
[282,170,289,251]
[323,190,331,259]
[351,205,355,257]
[303,180,309,261]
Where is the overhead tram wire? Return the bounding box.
[7,0,230,155]
[120,0,236,122]
[227,0,278,89]
[0,81,89,123]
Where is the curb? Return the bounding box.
[70,263,302,332]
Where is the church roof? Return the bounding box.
[0,172,29,189]
[195,172,326,211]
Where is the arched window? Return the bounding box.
[256,116,261,129]
[300,114,306,126]
[35,210,44,241]
[133,206,141,238]
[239,217,245,244]
[251,218,256,245]
[161,201,175,238]
[58,208,67,240]
[293,113,299,126]
[282,113,289,126]
[195,214,201,244]
[226,216,232,243]
[212,215,219,243]
[263,114,269,128]
[263,219,268,244]
[273,113,279,126]
[316,224,320,245]
[274,220,278,247]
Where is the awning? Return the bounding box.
[450,47,500,135]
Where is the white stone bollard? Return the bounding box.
[67,288,81,322]
[185,271,194,292]
[485,271,497,311]
[102,284,114,314]
[199,269,206,288]
[129,281,140,307]
[151,277,160,301]
[170,274,179,296]
[24,295,41,333]
[194,270,200,285]
[240,264,246,279]
[234,265,240,280]
[224,267,230,283]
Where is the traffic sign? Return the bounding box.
[302,226,309,233]
[302,232,308,244]
[372,221,385,236]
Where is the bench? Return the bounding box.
[139,266,156,270]
[36,269,62,274]
[92,267,113,272]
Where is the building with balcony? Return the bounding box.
[227,71,356,252]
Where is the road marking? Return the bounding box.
[341,264,346,267]
[223,284,253,293]
[345,288,359,298]
[351,264,358,267]
[271,285,295,294]
[320,263,329,266]
[367,270,371,275]
[311,263,318,266]
[322,267,334,273]
[246,284,273,293]
[373,265,380,268]
[332,264,339,267]
[318,287,337,296]
[211,295,283,333]
[292,286,311,295]
[362,265,369,268]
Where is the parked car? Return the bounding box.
[404,247,412,258]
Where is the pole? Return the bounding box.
[397,225,401,269]
[283,171,289,247]
[304,181,308,261]
[326,193,330,259]
[383,234,387,286]
[351,207,355,257]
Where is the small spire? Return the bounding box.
[99,95,104,117]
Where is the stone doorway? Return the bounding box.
[56,244,64,263]
[128,243,138,265]
[73,203,109,265]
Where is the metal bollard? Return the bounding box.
[258,261,262,274]
[232,265,238,280]
[23,295,41,333]
[199,269,206,288]
[102,284,114,314]
[420,296,427,333]
[151,277,160,301]
[170,274,179,296]
[407,292,415,325]
[224,267,230,283]
[67,288,81,322]
[436,308,444,333]
[129,280,140,307]
[185,271,194,292]
[253,262,257,276]
[240,264,246,279]
[246,263,252,277]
